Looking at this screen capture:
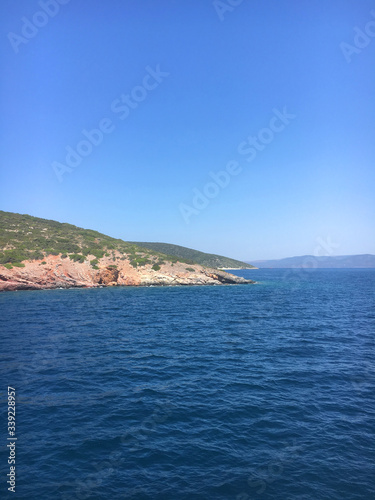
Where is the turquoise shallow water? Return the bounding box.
[0,269,374,499]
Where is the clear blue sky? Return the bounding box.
[1,0,374,260]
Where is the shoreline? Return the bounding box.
[0,280,255,293]
[0,257,255,292]
[219,267,258,270]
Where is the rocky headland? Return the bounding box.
[0,253,253,291]
[0,211,254,292]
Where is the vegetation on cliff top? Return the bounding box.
[131,242,254,269]
[0,211,197,267]
[0,211,234,269]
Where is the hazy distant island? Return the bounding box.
[0,211,254,292]
[248,255,375,268]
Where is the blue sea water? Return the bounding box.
[0,269,374,500]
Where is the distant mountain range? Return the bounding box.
[247,255,375,268]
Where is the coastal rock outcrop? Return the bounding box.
[0,253,254,292]
[0,211,256,292]
[97,267,120,286]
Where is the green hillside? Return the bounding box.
[131,242,254,269]
[0,211,251,270]
[0,211,192,268]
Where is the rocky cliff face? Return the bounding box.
[0,253,254,292]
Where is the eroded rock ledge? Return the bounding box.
[0,254,254,292]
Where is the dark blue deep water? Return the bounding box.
[1,269,374,499]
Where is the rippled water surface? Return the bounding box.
[1,269,374,499]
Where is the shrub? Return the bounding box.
[69,254,85,263]
[61,243,81,254]
[29,251,44,261]
[137,258,150,266]
[0,250,28,264]
[45,249,59,256]
[90,259,99,266]
[4,263,13,269]
[61,254,67,259]
[152,264,161,271]
[41,261,47,265]
[89,249,105,259]
[186,267,195,272]
[12,262,25,267]
[130,257,150,267]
